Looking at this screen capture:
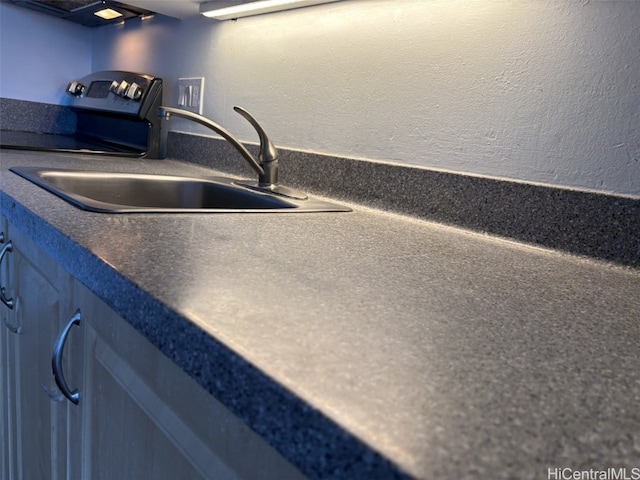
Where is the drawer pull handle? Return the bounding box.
[0,241,13,309]
[52,310,81,405]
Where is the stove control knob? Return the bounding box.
[116,80,130,97]
[125,82,144,101]
[66,80,85,97]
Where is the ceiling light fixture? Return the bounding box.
[94,7,123,20]
[199,0,340,20]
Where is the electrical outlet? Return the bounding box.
[177,77,205,114]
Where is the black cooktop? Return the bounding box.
[0,130,144,157]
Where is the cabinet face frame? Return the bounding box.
[0,216,10,480]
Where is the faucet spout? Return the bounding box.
[158,106,264,176]
[159,106,308,200]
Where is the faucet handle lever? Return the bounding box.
[234,106,278,163]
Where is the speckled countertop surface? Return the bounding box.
[1,150,639,479]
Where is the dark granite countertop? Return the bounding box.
[1,150,639,479]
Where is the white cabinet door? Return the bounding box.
[74,280,307,480]
[0,219,75,480]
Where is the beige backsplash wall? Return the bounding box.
[65,1,640,196]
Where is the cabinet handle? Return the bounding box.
[0,241,14,309]
[52,310,81,405]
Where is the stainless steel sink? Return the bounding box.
[9,167,351,213]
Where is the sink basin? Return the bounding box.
[9,167,351,213]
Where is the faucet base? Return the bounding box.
[235,181,308,200]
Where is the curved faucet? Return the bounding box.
[158,106,263,175]
[233,106,278,187]
[158,106,306,199]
